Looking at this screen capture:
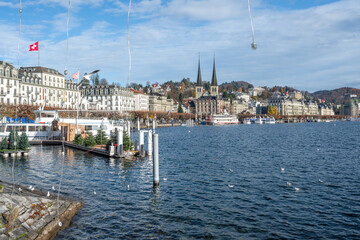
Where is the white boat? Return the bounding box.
[0,110,121,141]
[0,122,58,141]
[264,117,276,124]
[244,118,252,124]
[254,117,263,124]
[243,117,276,124]
[210,112,239,125]
[34,110,115,137]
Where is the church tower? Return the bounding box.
[195,55,203,99]
[210,56,218,97]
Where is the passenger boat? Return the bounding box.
[243,117,276,124]
[209,112,239,125]
[0,110,121,141]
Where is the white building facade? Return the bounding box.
[0,61,20,105]
[81,85,135,112]
[19,67,81,108]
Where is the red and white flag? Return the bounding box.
[72,72,79,80]
[29,41,39,51]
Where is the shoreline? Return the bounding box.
[0,180,83,240]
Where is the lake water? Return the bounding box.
[0,122,359,239]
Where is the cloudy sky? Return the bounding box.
[0,0,359,92]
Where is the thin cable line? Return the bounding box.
[127,0,132,88]
[17,0,22,68]
[65,0,71,76]
[248,0,257,49]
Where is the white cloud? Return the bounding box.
[1,0,360,92]
[0,1,17,8]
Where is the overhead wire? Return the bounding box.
[248,0,257,50]
[57,0,71,227]
[65,0,71,76]
[17,0,22,68]
[127,0,132,88]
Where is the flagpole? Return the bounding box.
[38,47,40,66]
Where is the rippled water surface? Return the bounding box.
[1,122,360,239]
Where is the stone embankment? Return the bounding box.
[0,181,83,240]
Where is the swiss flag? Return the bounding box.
[72,72,79,80]
[29,42,39,51]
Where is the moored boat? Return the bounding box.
[210,112,239,125]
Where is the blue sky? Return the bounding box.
[0,0,359,92]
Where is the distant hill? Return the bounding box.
[311,87,360,104]
[219,81,253,92]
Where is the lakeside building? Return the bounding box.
[340,98,359,116]
[19,67,80,108]
[318,104,335,116]
[81,85,135,111]
[194,57,223,118]
[268,97,319,115]
[0,61,140,112]
[0,61,20,105]
[131,89,149,111]
[148,93,174,112]
[231,99,250,114]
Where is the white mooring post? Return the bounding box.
[137,118,140,131]
[153,134,159,187]
[152,118,156,132]
[139,130,145,156]
[117,128,123,156]
[148,130,152,156]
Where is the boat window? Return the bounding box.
[6,126,13,132]
[28,126,36,131]
[40,113,54,118]
[19,126,26,132]
[0,126,4,132]
[36,126,48,131]
[85,125,92,131]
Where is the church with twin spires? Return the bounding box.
[194,56,224,118]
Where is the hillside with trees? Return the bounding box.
[311,87,360,104]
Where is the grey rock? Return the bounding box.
[0,234,9,240]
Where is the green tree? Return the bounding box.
[177,102,184,113]
[8,130,19,149]
[74,134,84,145]
[95,129,108,145]
[223,91,229,99]
[18,132,30,150]
[0,137,8,150]
[123,131,133,151]
[84,132,96,147]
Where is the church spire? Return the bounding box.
[211,54,218,86]
[196,53,202,86]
